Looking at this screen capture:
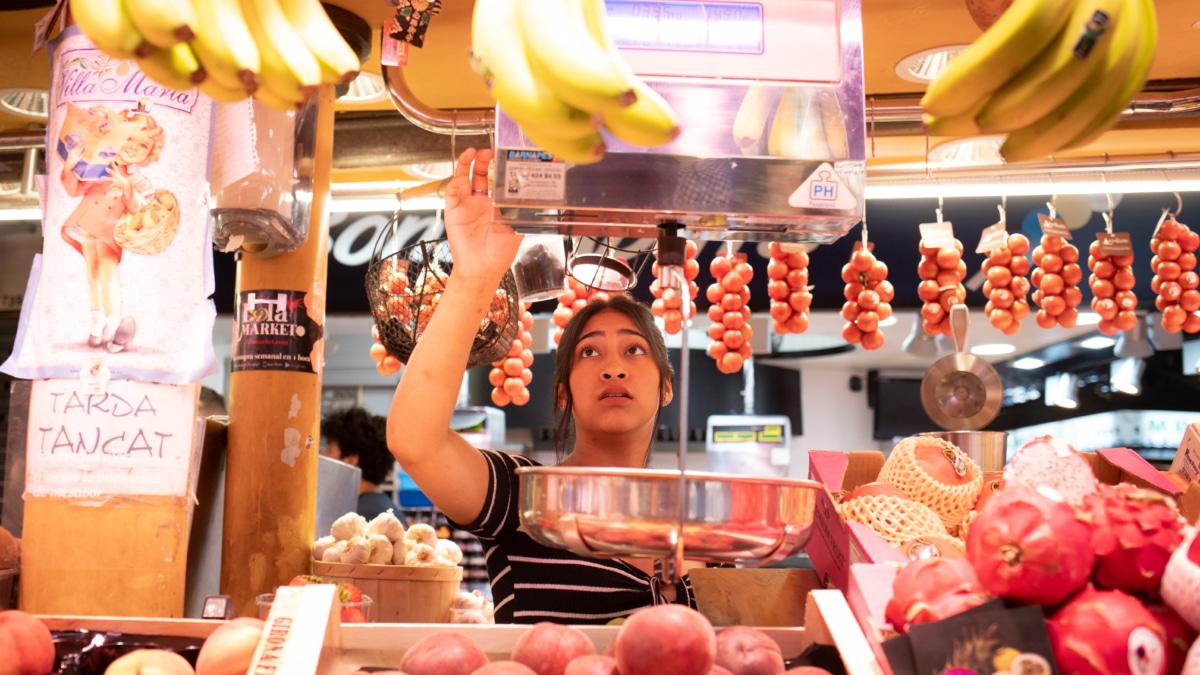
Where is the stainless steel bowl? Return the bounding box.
[516,467,823,565]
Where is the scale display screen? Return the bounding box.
[606,1,765,54]
[604,0,842,83]
[710,423,785,444]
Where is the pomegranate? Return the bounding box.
[1160,527,1200,632]
[884,557,990,633]
[1046,585,1168,675]
[965,485,1095,607]
[1002,435,1097,505]
[1146,603,1198,675]
[1083,483,1187,597]
[842,482,909,503]
[879,436,983,531]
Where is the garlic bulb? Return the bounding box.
[341,535,372,564]
[366,510,405,543]
[368,534,394,565]
[405,523,437,548]
[436,539,463,565]
[391,536,407,565]
[312,535,336,561]
[405,542,437,566]
[331,513,367,541]
[322,540,350,563]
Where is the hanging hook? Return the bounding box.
[861,210,869,247]
[998,195,1007,226]
[1047,195,1057,220]
[1172,191,1183,219]
[936,194,944,223]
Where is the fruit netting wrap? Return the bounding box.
[957,509,979,539]
[837,493,949,546]
[879,436,984,531]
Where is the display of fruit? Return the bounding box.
[766,241,814,336]
[713,626,785,675]
[650,239,699,335]
[491,302,536,407]
[511,622,597,675]
[1031,234,1083,329]
[0,610,55,675]
[69,0,361,111]
[612,604,717,675]
[103,649,196,675]
[1160,526,1200,632]
[916,238,966,337]
[195,617,264,675]
[369,324,403,377]
[1045,585,1169,675]
[1088,237,1139,335]
[838,485,951,547]
[885,557,991,633]
[1082,482,1187,598]
[981,233,1032,334]
[470,0,679,164]
[840,246,893,351]
[921,0,1157,163]
[1146,602,1198,675]
[1002,435,1099,505]
[878,436,983,532]
[965,485,1096,607]
[1151,217,1200,334]
[552,277,609,345]
[706,250,754,374]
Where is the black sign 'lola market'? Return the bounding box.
[232,289,323,374]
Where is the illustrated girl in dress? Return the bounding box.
[60,99,165,353]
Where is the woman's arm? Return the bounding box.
[386,148,523,526]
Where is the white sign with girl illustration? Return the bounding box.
[2,27,218,384]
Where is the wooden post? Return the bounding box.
[222,85,335,618]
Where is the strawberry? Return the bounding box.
[340,606,368,623]
[337,582,362,604]
[288,574,326,586]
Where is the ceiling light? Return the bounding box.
[864,168,1200,200]
[1080,336,1116,350]
[0,88,48,121]
[1012,357,1045,370]
[970,343,1016,356]
[1110,357,1146,395]
[406,161,455,180]
[901,315,939,358]
[927,137,1004,166]
[1045,372,1080,409]
[1114,315,1154,359]
[337,71,387,104]
[893,45,970,84]
[1074,312,1101,326]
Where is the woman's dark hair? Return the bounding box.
[322,407,393,484]
[550,294,674,460]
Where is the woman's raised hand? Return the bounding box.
[444,148,522,285]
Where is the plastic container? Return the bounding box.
[257,591,374,623]
[511,234,568,302]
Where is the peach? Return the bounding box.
[475,663,538,675]
[0,610,55,675]
[613,605,716,675]
[564,655,620,675]
[0,630,19,675]
[512,622,597,675]
[399,632,489,675]
[711,668,734,675]
[714,627,784,675]
[103,649,195,675]
[195,617,265,675]
[784,669,833,675]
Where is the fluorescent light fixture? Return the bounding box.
[0,207,41,222]
[928,137,1004,166]
[1114,316,1154,359]
[1080,336,1116,350]
[0,87,48,120]
[893,45,969,84]
[864,167,1200,200]
[1074,311,1101,326]
[1045,372,1080,408]
[1012,357,1046,370]
[970,343,1016,356]
[337,71,387,104]
[1110,357,1145,395]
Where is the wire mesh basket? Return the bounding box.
[366,231,521,369]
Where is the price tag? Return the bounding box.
[919,221,956,249]
[1038,213,1073,239]
[975,223,1009,254]
[249,584,342,675]
[1097,231,1134,257]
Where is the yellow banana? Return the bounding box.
[923,98,988,136]
[189,0,260,93]
[977,0,1127,133]
[516,0,637,114]
[69,0,147,60]
[815,89,849,159]
[521,126,606,165]
[577,0,679,147]
[1063,0,1157,150]
[768,87,829,159]
[921,0,1076,118]
[240,0,321,105]
[470,0,600,140]
[135,42,204,93]
[732,84,781,154]
[254,86,303,112]
[1000,0,1152,163]
[197,77,250,104]
[278,0,361,84]
[125,0,196,48]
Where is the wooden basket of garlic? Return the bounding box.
[312,510,463,623]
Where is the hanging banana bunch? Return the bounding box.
[68,0,362,111]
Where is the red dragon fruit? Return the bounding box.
[1161,526,1200,632]
[1003,435,1098,505]
[1146,602,1199,675]
[884,557,990,633]
[1046,585,1168,675]
[965,484,1095,607]
[1083,483,1187,598]
[1182,639,1200,675]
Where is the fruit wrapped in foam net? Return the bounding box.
[879,436,983,531]
[837,493,949,546]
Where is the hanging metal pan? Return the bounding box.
[920,304,1003,431]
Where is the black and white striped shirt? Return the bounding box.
[448,449,697,624]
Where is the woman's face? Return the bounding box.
[566,310,671,436]
[117,130,155,165]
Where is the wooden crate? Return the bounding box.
[313,561,462,624]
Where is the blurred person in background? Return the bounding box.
[321,407,399,520]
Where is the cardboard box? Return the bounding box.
[56,101,144,182]
[1082,446,1200,524]
[1170,422,1200,482]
